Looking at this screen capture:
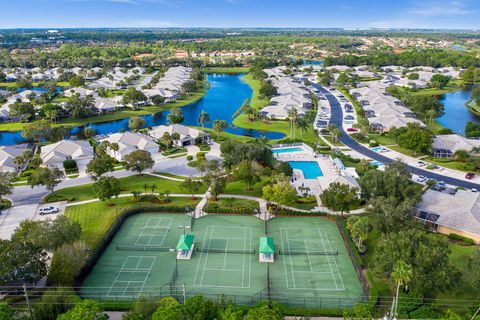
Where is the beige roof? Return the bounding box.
[149,124,206,140]
[0,145,29,172]
[102,131,158,156]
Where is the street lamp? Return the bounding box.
[178,225,191,236]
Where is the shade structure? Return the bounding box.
[259,237,275,254]
[176,234,195,251]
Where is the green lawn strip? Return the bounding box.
[241,73,269,110]
[409,80,464,96]
[153,172,187,180]
[208,198,259,209]
[206,67,249,74]
[0,87,206,132]
[437,242,478,301]
[198,126,255,143]
[43,175,205,203]
[427,157,475,173]
[65,197,200,248]
[224,180,264,198]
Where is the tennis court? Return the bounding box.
[80,213,363,308]
[269,217,363,308]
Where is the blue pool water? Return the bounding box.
[370,161,384,167]
[371,147,384,153]
[0,74,285,145]
[287,161,323,179]
[272,147,304,154]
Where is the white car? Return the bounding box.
[38,206,59,215]
[416,175,427,183]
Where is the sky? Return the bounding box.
[1,0,479,29]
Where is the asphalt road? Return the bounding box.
[314,84,480,189]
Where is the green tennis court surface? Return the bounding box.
[80,213,363,308]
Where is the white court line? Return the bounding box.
[192,225,210,286]
[107,257,131,297]
[137,256,156,296]
[242,227,246,288]
[317,229,338,289]
[223,238,230,269]
[322,228,345,290]
[280,228,290,288]
[205,268,245,272]
[304,240,313,272]
[199,226,215,286]
[283,228,297,289]
[210,237,245,240]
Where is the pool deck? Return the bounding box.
[274,143,356,206]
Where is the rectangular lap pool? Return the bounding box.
[272,147,304,154]
[287,161,323,179]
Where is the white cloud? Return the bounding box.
[408,0,473,17]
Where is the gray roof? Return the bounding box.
[416,189,480,238]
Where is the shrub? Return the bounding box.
[409,305,439,320]
[186,155,193,161]
[196,152,207,161]
[447,233,476,245]
[63,159,77,170]
[369,140,379,147]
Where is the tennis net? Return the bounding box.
[116,245,175,252]
[278,249,338,256]
[196,247,256,254]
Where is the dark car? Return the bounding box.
[466,172,475,180]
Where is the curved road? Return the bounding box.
[314,84,480,189]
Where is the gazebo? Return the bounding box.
[176,234,195,260]
[259,237,275,263]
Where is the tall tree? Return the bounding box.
[197,109,210,128]
[128,116,146,131]
[28,167,65,194]
[213,119,228,139]
[93,176,121,203]
[167,107,184,124]
[124,150,154,175]
[57,300,108,320]
[320,182,357,214]
[0,172,14,207]
[392,260,413,318]
[86,156,115,180]
[180,177,203,199]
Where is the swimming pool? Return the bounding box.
[370,160,384,167]
[273,147,304,154]
[371,147,384,153]
[287,161,324,179]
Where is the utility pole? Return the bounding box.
[23,284,35,320]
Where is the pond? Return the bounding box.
[0,74,284,145]
[436,87,480,135]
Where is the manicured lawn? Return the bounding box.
[206,67,249,74]
[410,80,463,96]
[44,175,207,203]
[198,126,256,143]
[224,180,264,198]
[428,157,475,173]
[65,197,200,247]
[242,73,269,110]
[212,198,260,209]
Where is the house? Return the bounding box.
[149,124,210,147]
[0,145,31,173]
[431,134,480,158]
[415,188,480,243]
[40,140,94,169]
[101,131,159,161]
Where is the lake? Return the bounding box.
[436,87,480,135]
[0,74,284,145]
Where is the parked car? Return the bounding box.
[472,188,478,193]
[416,175,427,183]
[347,127,358,132]
[344,115,354,120]
[417,161,426,167]
[38,206,59,215]
[466,172,475,180]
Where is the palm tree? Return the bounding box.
[287,108,298,139]
[296,117,309,138]
[143,183,149,194]
[391,260,413,319]
[426,109,437,127]
[110,142,119,159]
[253,135,269,147]
[197,109,210,128]
[150,184,157,195]
[327,124,341,143]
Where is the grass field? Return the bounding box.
[206,67,250,74]
[80,214,363,308]
[65,197,201,247]
[44,175,207,203]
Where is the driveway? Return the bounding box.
[0,204,39,239]
[312,83,480,189]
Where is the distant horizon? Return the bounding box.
[0,27,479,32]
[2,0,480,30]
